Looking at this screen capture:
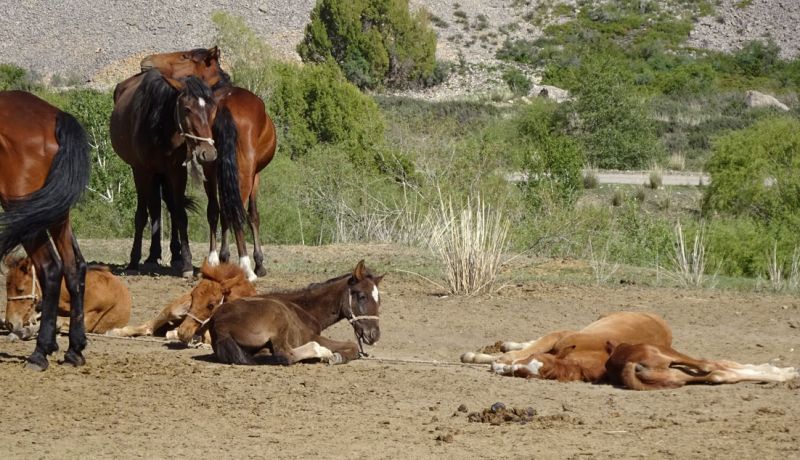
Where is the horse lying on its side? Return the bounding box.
[461,312,797,390]
[106,260,255,343]
[208,260,384,365]
[4,256,131,339]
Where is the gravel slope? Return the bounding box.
[0,0,798,91]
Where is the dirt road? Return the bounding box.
[1,241,797,458]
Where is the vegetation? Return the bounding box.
[3,1,800,290]
[297,0,443,89]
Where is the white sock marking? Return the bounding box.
[239,256,257,282]
[207,250,220,266]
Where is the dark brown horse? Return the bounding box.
[0,90,91,370]
[111,69,238,277]
[209,260,384,365]
[140,48,277,280]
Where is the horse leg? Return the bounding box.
[128,170,154,270]
[23,233,64,371]
[218,218,230,263]
[166,169,193,278]
[248,175,267,277]
[108,291,192,337]
[50,222,87,367]
[204,173,220,265]
[461,330,575,365]
[144,177,162,266]
[161,178,182,270]
[314,336,360,364]
[232,223,257,281]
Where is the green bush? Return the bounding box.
[502,68,532,96]
[297,0,441,89]
[0,63,34,91]
[703,116,800,222]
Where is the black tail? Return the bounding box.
[0,111,90,258]
[213,334,255,365]
[212,106,247,233]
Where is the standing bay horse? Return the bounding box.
[140,48,277,280]
[461,312,797,390]
[209,260,383,365]
[111,69,234,277]
[0,91,90,370]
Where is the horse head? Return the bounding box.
[3,255,40,340]
[141,47,227,87]
[344,260,384,347]
[175,260,256,343]
[163,75,218,164]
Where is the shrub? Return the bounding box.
[703,116,800,223]
[502,68,531,96]
[297,0,441,89]
[0,63,33,91]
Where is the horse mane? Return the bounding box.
[184,47,232,90]
[182,75,214,103]
[201,262,247,283]
[132,69,179,148]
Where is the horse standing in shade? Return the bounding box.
[110,69,235,277]
[0,90,90,370]
[209,260,383,365]
[140,48,277,280]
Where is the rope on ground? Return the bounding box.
[85,332,172,344]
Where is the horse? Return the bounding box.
[0,90,91,370]
[110,69,233,277]
[4,256,131,338]
[140,48,277,280]
[209,260,383,365]
[106,260,254,343]
[461,312,798,390]
[112,47,228,274]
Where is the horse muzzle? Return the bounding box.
[359,327,380,345]
[192,143,217,163]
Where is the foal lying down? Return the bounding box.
[107,261,255,343]
[4,256,131,339]
[461,312,797,390]
[209,260,383,365]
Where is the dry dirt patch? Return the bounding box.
[0,241,798,458]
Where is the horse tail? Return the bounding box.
[212,332,255,365]
[0,111,90,259]
[212,106,247,234]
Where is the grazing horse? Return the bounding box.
[110,69,226,277]
[106,260,254,343]
[140,48,277,280]
[461,312,797,390]
[0,90,90,370]
[4,256,131,337]
[209,260,383,365]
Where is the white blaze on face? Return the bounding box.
[198,97,206,108]
[372,285,380,303]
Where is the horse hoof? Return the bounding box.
[461,352,476,363]
[181,270,194,279]
[63,350,86,367]
[25,355,49,372]
[255,266,267,277]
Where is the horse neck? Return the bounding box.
[273,277,348,330]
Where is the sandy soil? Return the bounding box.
[1,241,798,459]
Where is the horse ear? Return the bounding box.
[200,259,213,279]
[221,275,243,295]
[162,75,185,91]
[373,274,385,286]
[3,254,18,268]
[353,260,367,281]
[208,46,220,61]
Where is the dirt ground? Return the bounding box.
[1,240,798,459]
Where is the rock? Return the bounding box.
[745,90,789,111]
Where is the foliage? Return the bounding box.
[297,0,441,89]
[0,63,34,91]
[501,68,532,96]
[703,116,800,222]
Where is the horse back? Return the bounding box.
[214,86,276,172]
[554,312,672,355]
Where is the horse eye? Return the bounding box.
[207,302,215,309]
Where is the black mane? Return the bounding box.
[132,69,179,148]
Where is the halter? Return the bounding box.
[346,289,380,358]
[346,289,380,324]
[175,97,215,146]
[7,264,39,303]
[183,296,226,329]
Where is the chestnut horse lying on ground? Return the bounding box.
[209,260,383,365]
[106,261,255,344]
[461,312,797,390]
[4,256,131,339]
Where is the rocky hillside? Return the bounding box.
[0,0,798,93]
